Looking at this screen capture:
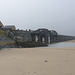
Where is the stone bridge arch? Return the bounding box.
[31,29,51,44]
[31,29,58,44]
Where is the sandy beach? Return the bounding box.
[0,47,75,75]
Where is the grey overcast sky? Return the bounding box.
[0,0,75,35]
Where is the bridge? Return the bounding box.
[31,29,75,44]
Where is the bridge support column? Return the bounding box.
[35,35,38,42]
[42,37,45,43]
[48,36,50,44]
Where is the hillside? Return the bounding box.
[0,29,15,48]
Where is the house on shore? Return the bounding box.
[0,21,16,30]
[2,25,16,30]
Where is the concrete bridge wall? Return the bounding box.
[5,30,32,42]
[56,35,75,42]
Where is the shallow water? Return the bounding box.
[46,42,75,48]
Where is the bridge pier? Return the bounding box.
[35,35,38,42]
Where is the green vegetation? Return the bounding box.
[0,29,7,36]
[0,29,15,46]
[0,42,15,45]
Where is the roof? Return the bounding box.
[2,25,16,30]
[5,25,15,28]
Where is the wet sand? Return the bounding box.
[0,47,75,75]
